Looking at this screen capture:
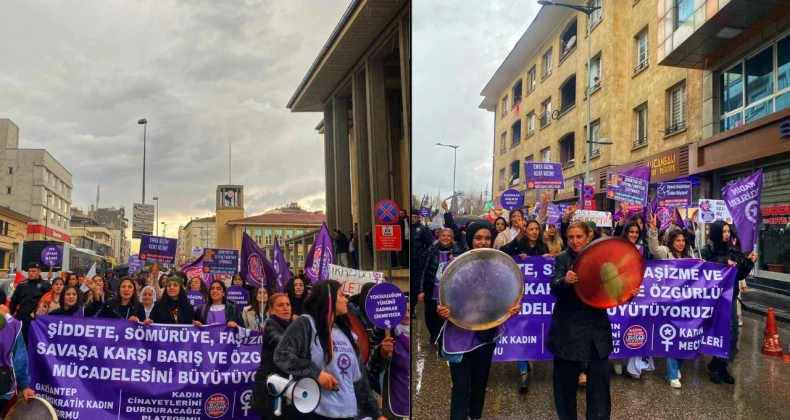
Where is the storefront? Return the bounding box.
[611,145,699,203]
[552,166,614,212]
[690,107,790,292]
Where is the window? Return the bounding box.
[511,120,522,146]
[542,49,553,78]
[675,0,693,29]
[245,228,252,236]
[499,168,506,190]
[0,221,8,236]
[512,80,523,105]
[299,255,304,265]
[501,96,508,117]
[588,55,601,91]
[589,0,602,28]
[276,229,283,239]
[0,250,6,270]
[559,134,575,168]
[636,29,649,73]
[527,112,536,137]
[44,170,48,183]
[7,168,11,175]
[589,120,601,157]
[528,67,537,92]
[525,155,534,163]
[265,229,273,245]
[541,147,551,162]
[6,187,9,194]
[255,228,263,244]
[560,20,578,61]
[297,230,304,236]
[287,229,293,238]
[560,75,577,115]
[509,161,520,186]
[667,83,686,134]
[635,104,648,147]
[540,99,552,128]
[500,132,507,154]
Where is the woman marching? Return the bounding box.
[273,280,385,420]
[145,276,195,325]
[139,286,157,322]
[36,277,65,315]
[497,190,551,394]
[548,221,637,420]
[189,277,210,302]
[85,277,145,321]
[646,213,693,388]
[193,280,244,328]
[286,277,307,320]
[49,285,85,317]
[243,287,269,331]
[437,221,520,420]
[252,293,295,419]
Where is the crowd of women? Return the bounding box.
[413,193,754,420]
[5,256,409,420]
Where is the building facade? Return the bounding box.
[658,0,790,294]
[0,119,73,242]
[226,212,325,268]
[287,0,410,274]
[70,226,114,259]
[0,206,36,275]
[482,0,702,212]
[178,216,216,265]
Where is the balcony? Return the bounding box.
[562,159,575,169]
[539,113,551,128]
[632,137,648,150]
[659,1,784,69]
[526,129,535,138]
[634,59,649,75]
[559,101,576,117]
[665,120,686,136]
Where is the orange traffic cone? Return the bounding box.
[762,308,783,357]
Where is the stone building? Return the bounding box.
[481,0,703,210]
[0,206,36,275]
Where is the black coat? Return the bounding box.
[546,249,612,362]
[252,317,294,419]
[444,213,469,253]
[418,241,462,296]
[335,233,350,253]
[410,222,434,266]
[499,237,549,257]
[85,299,144,320]
[9,278,51,326]
[149,294,195,325]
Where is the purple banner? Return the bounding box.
[657,182,692,207]
[139,235,178,265]
[29,316,261,419]
[272,237,290,293]
[533,202,561,224]
[606,167,651,207]
[492,257,735,361]
[525,162,565,189]
[420,207,431,218]
[203,249,239,275]
[127,254,144,274]
[181,255,213,287]
[226,285,249,308]
[500,189,525,210]
[722,169,763,253]
[305,222,333,283]
[240,232,276,290]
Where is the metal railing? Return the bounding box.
[665,120,686,136]
[526,129,535,138]
[632,137,648,149]
[560,44,577,61]
[634,59,649,74]
[559,100,576,116]
[562,159,575,169]
[539,113,551,128]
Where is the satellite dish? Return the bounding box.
[565,36,577,50]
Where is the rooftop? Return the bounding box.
[227,213,326,225]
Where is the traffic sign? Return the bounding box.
[374,200,400,225]
[133,221,154,231]
[375,225,402,251]
[133,203,155,213]
[582,185,596,200]
[134,212,154,223]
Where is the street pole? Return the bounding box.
[138,119,148,204]
[453,147,457,212]
[585,14,592,185]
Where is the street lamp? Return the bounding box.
[436,143,460,211]
[537,1,602,185]
[161,221,167,238]
[153,197,159,235]
[44,193,53,240]
[138,118,147,204]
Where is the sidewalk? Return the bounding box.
[740,287,790,324]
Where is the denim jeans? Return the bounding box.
[517,361,530,373]
[666,358,683,380]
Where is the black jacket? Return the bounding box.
[347,294,386,395]
[335,233,350,253]
[252,316,294,419]
[194,301,244,326]
[85,299,144,320]
[701,241,752,297]
[546,249,612,362]
[418,241,462,296]
[10,278,51,326]
[410,222,434,268]
[149,293,195,325]
[444,213,469,253]
[499,237,549,257]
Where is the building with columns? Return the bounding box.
[287,0,410,276]
[226,212,325,268]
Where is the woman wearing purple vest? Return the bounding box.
[0,305,36,413]
[437,221,520,420]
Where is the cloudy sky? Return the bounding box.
[413,0,539,201]
[0,0,350,245]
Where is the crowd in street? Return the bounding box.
[3,241,409,419]
[409,194,755,420]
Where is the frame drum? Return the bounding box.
[573,237,645,309]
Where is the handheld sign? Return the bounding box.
[364,282,407,330]
[226,285,249,307]
[187,290,205,309]
[40,245,62,267]
[533,202,561,224]
[500,189,524,211]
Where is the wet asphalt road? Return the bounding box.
[411,304,790,420]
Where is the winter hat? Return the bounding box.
[411,208,420,216]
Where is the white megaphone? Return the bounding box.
[267,374,321,416]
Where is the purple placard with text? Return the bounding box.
[492,256,735,362]
[41,245,62,267]
[606,171,650,206]
[657,182,692,207]
[226,285,249,307]
[203,249,239,275]
[525,162,565,189]
[187,290,205,308]
[29,316,261,420]
[500,189,525,210]
[533,202,561,224]
[420,207,431,218]
[365,282,407,329]
[139,235,178,265]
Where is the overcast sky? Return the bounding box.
[0,0,350,246]
[413,0,539,202]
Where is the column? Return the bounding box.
[398,18,412,211]
[366,58,393,272]
[323,103,338,231]
[301,237,308,271]
[353,69,373,270]
[333,96,353,235]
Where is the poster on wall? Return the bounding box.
[698,199,732,224]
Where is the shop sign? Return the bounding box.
[646,151,679,183]
[761,205,790,225]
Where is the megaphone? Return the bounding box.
[267,374,321,416]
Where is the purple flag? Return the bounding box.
[272,236,290,293]
[722,169,763,253]
[305,222,334,283]
[181,254,213,287]
[240,232,276,290]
